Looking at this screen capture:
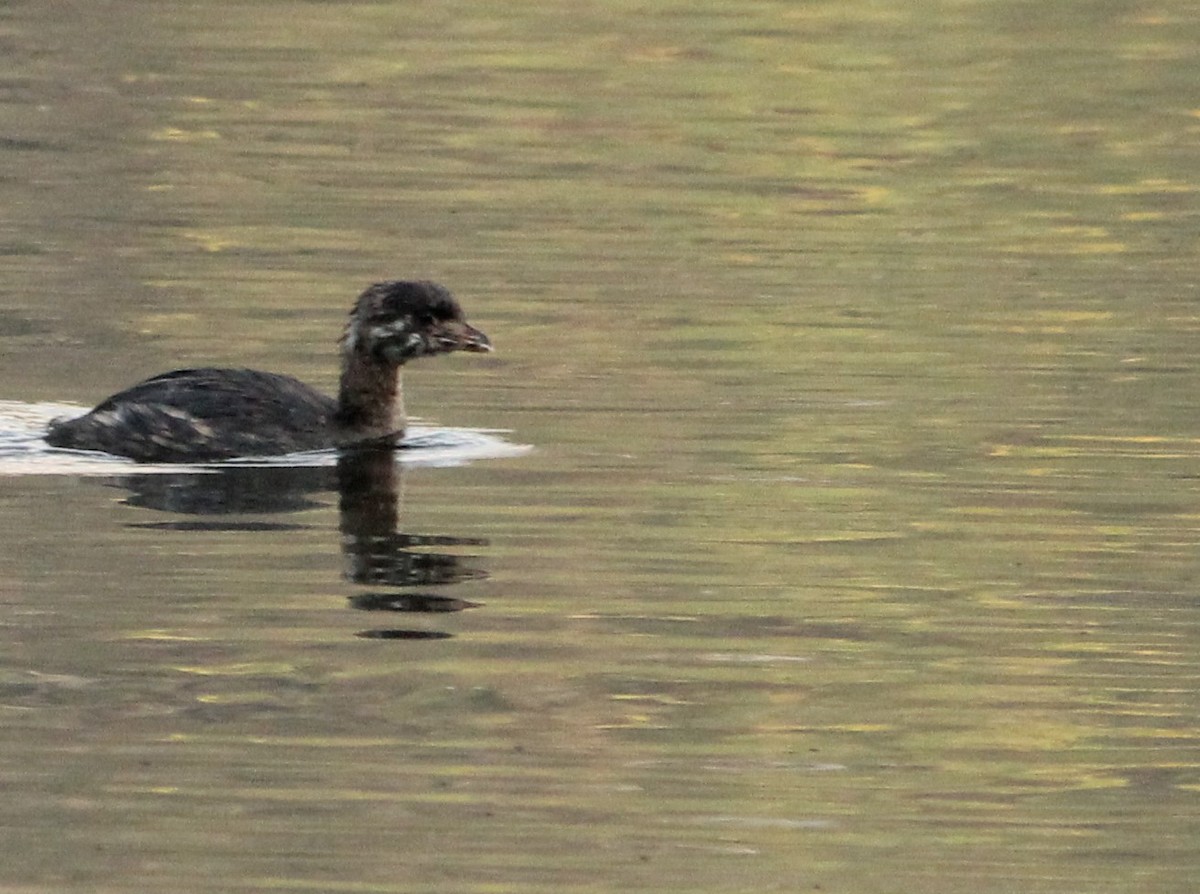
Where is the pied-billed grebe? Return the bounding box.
[46,279,491,462]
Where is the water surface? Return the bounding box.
[1,1,1199,892]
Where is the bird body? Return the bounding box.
[45,280,491,462]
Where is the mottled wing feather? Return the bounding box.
[46,368,338,462]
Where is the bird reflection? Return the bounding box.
[111,448,486,638]
[337,447,487,602]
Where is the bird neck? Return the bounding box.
[333,349,405,443]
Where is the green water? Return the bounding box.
[1,1,1199,891]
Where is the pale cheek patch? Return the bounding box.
[369,321,411,344]
[366,322,427,362]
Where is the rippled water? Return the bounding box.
[2,1,1199,892]
[0,400,530,473]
